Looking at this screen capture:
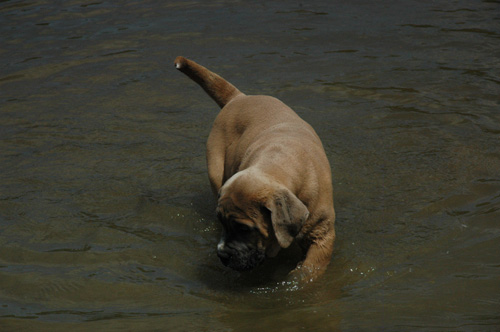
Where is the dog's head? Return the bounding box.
[215,170,309,271]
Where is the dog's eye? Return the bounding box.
[234,222,253,233]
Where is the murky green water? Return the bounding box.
[1,1,499,331]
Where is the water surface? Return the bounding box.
[1,1,499,331]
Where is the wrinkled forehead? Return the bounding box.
[217,194,244,219]
[218,189,264,226]
[217,193,272,239]
[218,181,249,213]
[217,169,271,221]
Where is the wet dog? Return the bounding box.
[174,56,336,282]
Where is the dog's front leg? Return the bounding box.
[289,234,335,283]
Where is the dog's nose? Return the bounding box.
[217,249,231,266]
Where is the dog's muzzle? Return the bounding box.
[217,239,265,271]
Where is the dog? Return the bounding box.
[174,56,336,282]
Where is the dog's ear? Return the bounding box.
[265,188,309,248]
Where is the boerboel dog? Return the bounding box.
[174,56,335,282]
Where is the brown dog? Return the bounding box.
[174,56,336,282]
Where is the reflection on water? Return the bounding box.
[1,0,499,331]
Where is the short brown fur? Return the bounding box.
[174,57,336,282]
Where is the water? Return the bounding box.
[1,0,499,331]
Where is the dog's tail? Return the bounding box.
[174,56,244,108]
